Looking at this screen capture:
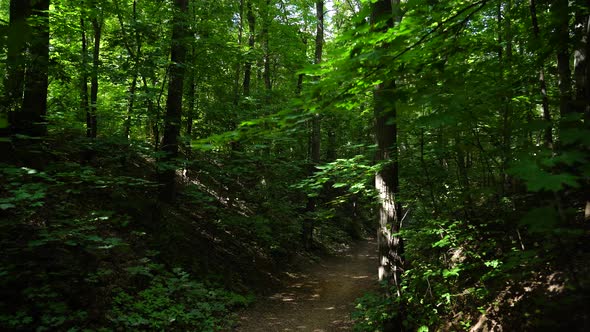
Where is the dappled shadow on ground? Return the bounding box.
[234,239,378,331]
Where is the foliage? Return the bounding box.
[1,0,589,330]
[110,265,251,331]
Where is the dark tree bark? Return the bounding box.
[159,0,189,202]
[3,0,29,118]
[302,0,324,249]
[121,0,142,139]
[20,0,49,137]
[574,8,590,119]
[553,0,573,119]
[233,0,244,106]
[295,35,307,96]
[372,0,404,331]
[88,13,102,138]
[326,125,336,160]
[243,0,255,97]
[186,73,196,139]
[572,4,590,220]
[262,0,272,94]
[80,14,91,138]
[142,76,159,149]
[186,43,197,143]
[310,0,324,163]
[530,0,553,148]
[499,0,513,194]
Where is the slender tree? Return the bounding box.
[88,5,102,138]
[20,0,50,137]
[262,0,272,94]
[243,0,255,97]
[530,0,553,148]
[159,0,189,202]
[554,0,573,120]
[2,0,29,129]
[80,12,91,138]
[372,0,404,330]
[302,0,324,249]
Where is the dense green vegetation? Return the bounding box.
[1,0,589,331]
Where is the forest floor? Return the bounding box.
[233,238,378,332]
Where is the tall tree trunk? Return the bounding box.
[500,0,513,194]
[124,0,142,139]
[80,14,91,138]
[262,0,272,95]
[530,0,553,148]
[295,35,307,96]
[186,74,196,139]
[21,0,49,137]
[142,76,159,149]
[554,0,573,120]
[326,125,336,160]
[186,44,197,142]
[573,6,590,220]
[89,13,102,138]
[372,0,404,330]
[243,0,255,97]
[302,0,324,249]
[574,8,590,118]
[159,0,189,202]
[126,74,139,139]
[311,0,323,162]
[20,0,49,136]
[233,0,244,106]
[3,0,30,135]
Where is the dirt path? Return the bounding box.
[234,239,378,332]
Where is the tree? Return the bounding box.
[371,1,405,330]
[302,0,324,249]
[2,0,29,134]
[159,0,189,202]
[243,0,255,98]
[10,0,50,137]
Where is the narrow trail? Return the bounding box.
[235,239,378,332]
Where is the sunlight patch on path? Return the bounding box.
[234,239,378,331]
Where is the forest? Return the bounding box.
[0,0,589,331]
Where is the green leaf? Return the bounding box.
[0,203,15,210]
[442,266,461,278]
[508,157,580,192]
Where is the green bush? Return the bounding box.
[109,266,251,331]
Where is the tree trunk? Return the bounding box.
[21,0,49,137]
[311,0,323,164]
[573,7,590,220]
[303,0,324,249]
[3,0,29,131]
[530,0,553,148]
[124,0,142,139]
[233,0,244,106]
[243,0,255,97]
[311,0,323,159]
[159,0,189,202]
[80,14,91,138]
[186,46,196,142]
[554,0,573,120]
[89,14,102,138]
[262,0,272,95]
[142,76,159,149]
[574,9,590,118]
[372,0,404,331]
[500,0,513,194]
